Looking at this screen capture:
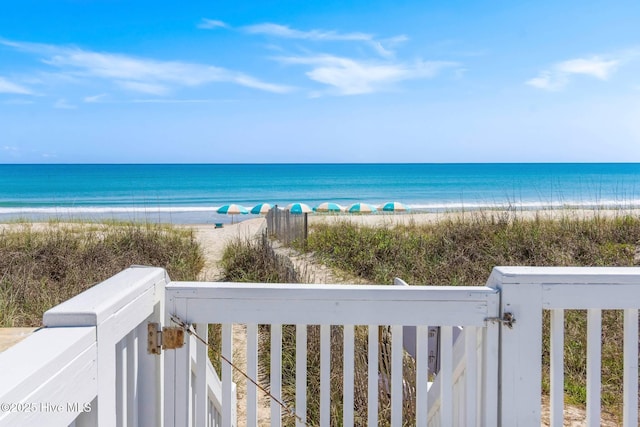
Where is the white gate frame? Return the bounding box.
[164,281,500,427]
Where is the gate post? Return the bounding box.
[487,267,543,427]
[164,295,190,427]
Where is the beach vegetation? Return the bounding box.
[0,222,204,327]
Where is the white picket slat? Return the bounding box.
[391,325,403,427]
[439,326,453,426]
[195,323,208,427]
[586,309,602,427]
[222,324,233,427]
[246,323,258,427]
[295,324,307,427]
[367,325,379,427]
[550,309,564,427]
[320,324,330,427]
[416,325,429,427]
[342,325,354,426]
[270,324,283,427]
[464,326,477,427]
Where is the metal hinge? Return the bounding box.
[147,322,185,354]
[485,312,516,329]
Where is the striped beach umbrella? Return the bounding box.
[314,202,344,212]
[380,201,410,212]
[216,204,248,223]
[250,203,272,215]
[286,203,313,214]
[348,203,377,214]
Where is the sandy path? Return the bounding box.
[184,218,273,426]
[181,218,267,281]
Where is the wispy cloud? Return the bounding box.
[1,38,293,96]
[244,23,371,41]
[527,55,621,91]
[197,19,228,30]
[244,23,407,58]
[84,93,107,103]
[131,98,225,104]
[54,98,76,109]
[0,76,34,95]
[276,54,457,95]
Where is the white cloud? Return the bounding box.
[54,98,76,109]
[527,56,621,91]
[244,23,371,42]
[84,93,107,103]
[0,76,33,95]
[244,23,407,58]
[197,19,228,30]
[276,55,457,95]
[2,38,292,95]
[2,145,20,152]
[557,57,619,79]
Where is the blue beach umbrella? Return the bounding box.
[314,202,344,212]
[216,204,248,223]
[380,201,410,212]
[348,203,377,214]
[286,203,313,214]
[250,203,272,215]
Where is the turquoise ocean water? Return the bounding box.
[1,163,640,224]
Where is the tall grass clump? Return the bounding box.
[0,222,204,327]
[304,213,640,285]
[220,233,300,283]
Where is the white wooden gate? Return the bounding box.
[163,282,501,427]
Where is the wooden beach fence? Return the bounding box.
[265,205,308,245]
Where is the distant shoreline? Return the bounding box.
[3,207,640,227]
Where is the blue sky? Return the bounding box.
[1,0,639,163]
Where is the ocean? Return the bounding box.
[1,163,640,224]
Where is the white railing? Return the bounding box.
[0,266,170,427]
[0,266,228,427]
[164,281,501,427]
[489,266,640,427]
[3,265,640,426]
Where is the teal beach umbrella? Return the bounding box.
[287,203,312,214]
[380,201,410,212]
[250,203,272,215]
[216,204,248,223]
[314,202,344,212]
[348,203,377,213]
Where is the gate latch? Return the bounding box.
[485,312,516,329]
[148,322,185,354]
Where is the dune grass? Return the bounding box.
[302,212,640,285]
[0,222,204,327]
